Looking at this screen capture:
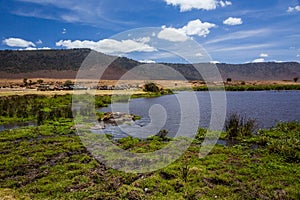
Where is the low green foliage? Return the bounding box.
[255,121,300,163]
[0,95,299,199]
[143,82,173,95]
[1,121,299,199]
[225,113,257,139]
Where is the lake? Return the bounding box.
[98,91,300,138]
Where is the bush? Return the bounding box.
[37,79,44,84]
[225,113,257,139]
[143,82,160,93]
[156,129,168,139]
[64,80,73,87]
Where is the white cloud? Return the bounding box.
[134,37,151,43]
[20,47,51,50]
[158,19,216,42]
[252,58,265,63]
[297,54,300,57]
[287,5,300,13]
[181,19,216,37]
[223,17,243,26]
[164,0,231,12]
[271,60,284,63]
[61,15,80,23]
[36,39,43,44]
[209,43,273,52]
[219,1,232,7]
[139,59,156,63]
[3,38,35,48]
[157,26,188,42]
[210,60,220,64]
[14,0,133,27]
[205,29,269,45]
[55,39,157,54]
[260,53,268,58]
[62,28,67,34]
[165,0,216,11]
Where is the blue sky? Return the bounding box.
[0,0,300,63]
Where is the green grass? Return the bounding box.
[0,121,299,199]
[0,95,299,199]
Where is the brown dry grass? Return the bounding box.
[0,78,299,97]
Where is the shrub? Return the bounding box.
[156,129,168,139]
[64,80,73,87]
[225,113,257,139]
[37,79,44,84]
[143,82,160,93]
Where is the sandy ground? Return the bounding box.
[0,88,149,97]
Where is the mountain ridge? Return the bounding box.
[0,49,299,81]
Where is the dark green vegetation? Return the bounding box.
[1,49,300,81]
[143,82,160,93]
[0,94,111,125]
[225,113,257,139]
[0,95,299,199]
[193,84,300,91]
[143,82,173,95]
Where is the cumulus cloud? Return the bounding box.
[157,26,188,42]
[223,17,243,26]
[139,59,156,63]
[3,38,35,48]
[20,47,51,50]
[55,38,157,54]
[210,60,220,64]
[287,5,300,13]
[158,19,216,42]
[182,19,216,37]
[219,1,232,7]
[164,0,231,12]
[252,58,265,63]
[260,53,268,58]
[165,0,216,11]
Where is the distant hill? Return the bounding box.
[0,49,299,81]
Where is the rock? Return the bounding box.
[100,112,139,126]
[90,124,105,130]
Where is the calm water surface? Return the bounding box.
[99,91,300,138]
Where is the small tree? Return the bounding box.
[293,77,298,83]
[37,79,44,84]
[23,78,28,86]
[226,78,232,83]
[64,80,73,87]
[143,82,160,93]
